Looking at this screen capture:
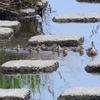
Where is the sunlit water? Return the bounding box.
[0,0,100,100]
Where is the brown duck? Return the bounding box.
[23,45,33,53]
[86,41,98,57]
[40,44,48,50]
[11,44,20,52]
[53,45,67,53]
[34,45,40,51]
[72,46,84,52]
[1,46,7,52]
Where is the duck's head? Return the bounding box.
[91,41,95,47]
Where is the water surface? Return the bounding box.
[0,0,100,100]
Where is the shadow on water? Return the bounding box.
[0,16,43,47]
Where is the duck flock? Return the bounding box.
[1,41,98,58]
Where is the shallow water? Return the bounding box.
[0,0,100,100]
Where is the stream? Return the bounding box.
[0,0,100,100]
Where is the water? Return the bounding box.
[0,0,100,100]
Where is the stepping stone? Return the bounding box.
[76,0,100,3]
[0,27,14,39]
[85,59,100,73]
[0,60,59,74]
[58,87,100,100]
[0,89,30,100]
[0,20,20,30]
[20,8,36,16]
[28,34,84,47]
[53,13,100,23]
[38,0,48,7]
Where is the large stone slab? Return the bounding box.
[85,59,100,73]
[0,27,14,39]
[58,87,100,100]
[38,0,48,7]
[0,89,30,100]
[20,8,36,16]
[53,13,100,23]
[0,20,20,30]
[0,60,59,74]
[76,0,100,3]
[28,34,84,47]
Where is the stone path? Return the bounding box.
[53,13,100,23]
[0,89,30,100]
[0,60,59,74]
[0,27,14,39]
[0,20,20,39]
[0,20,20,30]
[28,34,84,47]
[85,59,100,73]
[58,87,100,100]
[76,0,100,3]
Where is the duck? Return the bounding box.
[53,45,67,53]
[1,46,7,52]
[34,45,40,52]
[40,44,48,50]
[46,44,58,51]
[23,45,33,53]
[40,43,57,51]
[71,45,84,52]
[86,41,98,57]
[11,44,20,52]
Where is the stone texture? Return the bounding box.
[0,20,20,30]
[76,0,100,3]
[58,87,100,100]
[20,8,36,16]
[0,60,59,74]
[85,59,100,73]
[28,34,84,47]
[38,0,48,7]
[0,89,30,100]
[0,27,14,39]
[53,13,100,23]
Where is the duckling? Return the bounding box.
[86,41,98,57]
[23,45,33,53]
[1,46,7,53]
[53,45,67,53]
[46,44,58,51]
[40,44,48,50]
[34,45,40,52]
[72,45,84,52]
[11,44,20,52]
[59,46,67,53]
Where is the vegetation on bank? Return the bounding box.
[0,0,39,11]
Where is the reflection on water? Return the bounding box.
[1,0,100,100]
[0,16,43,48]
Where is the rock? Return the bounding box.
[0,60,59,74]
[52,13,100,23]
[0,27,14,39]
[38,0,48,8]
[0,89,30,100]
[76,0,100,3]
[85,59,100,73]
[0,20,20,30]
[20,8,36,16]
[28,34,84,47]
[58,87,100,100]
